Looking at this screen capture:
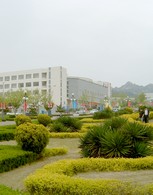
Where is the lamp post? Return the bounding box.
[104,96,108,108]
[23,90,28,115]
[125,96,131,107]
[71,93,77,111]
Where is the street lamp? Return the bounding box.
[71,93,77,110]
[23,90,28,114]
[125,96,131,107]
[104,96,108,108]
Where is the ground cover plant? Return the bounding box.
[25,157,153,195]
[0,184,29,195]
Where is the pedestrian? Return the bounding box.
[143,108,149,123]
[139,109,144,122]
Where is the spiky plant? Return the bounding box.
[100,130,131,158]
[124,122,153,142]
[79,125,108,157]
[103,117,128,131]
[130,141,152,158]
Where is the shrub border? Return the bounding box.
[25,157,153,194]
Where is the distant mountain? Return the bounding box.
[112,82,153,97]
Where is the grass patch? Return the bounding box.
[0,184,29,195]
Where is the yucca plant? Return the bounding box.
[103,117,128,131]
[124,122,153,142]
[130,141,152,158]
[56,116,82,131]
[100,130,131,158]
[79,117,153,158]
[79,125,108,157]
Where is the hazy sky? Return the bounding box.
[0,0,153,88]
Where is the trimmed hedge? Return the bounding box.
[0,125,16,141]
[15,115,31,126]
[49,132,83,138]
[0,145,37,173]
[15,123,50,154]
[0,145,67,173]
[37,114,52,126]
[25,157,153,195]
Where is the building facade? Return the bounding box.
[0,66,67,107]
[67,77,111,109]
[0,66,111,111]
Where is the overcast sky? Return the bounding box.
[0,0,153,88]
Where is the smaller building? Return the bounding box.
[67,76,111,110]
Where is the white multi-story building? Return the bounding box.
[0,66,112,111]
[0,66,67,107]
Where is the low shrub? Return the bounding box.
[49,122,67,132]
[15,123,50,154]
[15,115,31,126]
[49,116,83,132]
[37,114,52,126]
[80,118,104,123]
[50,132,83,138]
[93,108,114,119]
[57,116,83,131]
[25,157,153,195]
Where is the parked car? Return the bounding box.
[112,108,119,112]
[76,110,86,114]
[89,109,99,114]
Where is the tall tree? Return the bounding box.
[5,90,24,113]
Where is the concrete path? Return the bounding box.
[0,138,80,191]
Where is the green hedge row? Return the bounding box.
[0,125,16,141]
[0,145,37,173]
[25,157,153,195]
[0,145,67,173]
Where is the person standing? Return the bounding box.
[139,109,144,121]
[144,108,149,123]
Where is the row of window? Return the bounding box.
[0,81,47,89]
[0,72,47,81]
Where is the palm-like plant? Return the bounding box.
[79,117,153,158]
[100,130,131,158]
[79,125,107,157]
[103,117,128,131]
[130,142,152,158]
[124,122,153,142]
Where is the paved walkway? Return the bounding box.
[0,121,16,126]
[0,138,81,191]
